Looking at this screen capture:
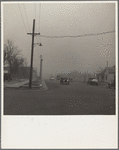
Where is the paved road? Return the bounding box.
[4,81,115,115]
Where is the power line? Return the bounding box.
[34,3,38,43]
[35,3,42,44]
[23,4,31,32]
[38,3,42,43]
[38,30,115,38]
[34,3,36,21]
[18,4,28,33]
[39,3,41,32]
[33,3,40,44]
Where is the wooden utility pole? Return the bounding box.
[27,19,40,89]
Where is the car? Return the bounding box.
[87,78,98,85]
[60,77,70,85]
[50,77,55,81]
[4,73,12,82]
[107,79,115,88]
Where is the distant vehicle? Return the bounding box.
[60,77,70,85]
[69,78,73,82]
[50,77,55,81]
[87,78,98,85]
[107,79,115,88]
[4,73,12,82]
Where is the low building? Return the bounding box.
[96,70,105,82]
[4,66,37,79]
[96,66,115,82]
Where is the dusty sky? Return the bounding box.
[3,2,116,77]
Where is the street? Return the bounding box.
[4,80,115,115]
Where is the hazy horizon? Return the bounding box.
[3,2,116,77]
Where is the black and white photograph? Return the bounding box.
[1,1,118,149]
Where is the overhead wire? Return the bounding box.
[35,3,42,44]
[38,30,115,39]
[34,3,40,44]
[39,3,41,32]
[38,3,42,43]
[23,4,31,32]
[18,4,115,44]
[18,4,28,33]
[34,3,36,21]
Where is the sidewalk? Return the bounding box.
[20,80,48,90]
[4,80,29,88]
[4,79,48,90]
[42,80,48,90]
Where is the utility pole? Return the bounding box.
[27,19,40,89]
[39,55,43,84]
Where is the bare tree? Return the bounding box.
[4,39,27,74]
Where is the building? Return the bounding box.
[96,66,115,82]
[4,66,37,79]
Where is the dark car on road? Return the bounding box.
[87,78,98,85]
[4,73,12,82]
[60,77,70,85]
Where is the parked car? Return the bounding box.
[60,77,70,85]
[87,78,98,85]
[4,73,12,82]
[107,79,115,88]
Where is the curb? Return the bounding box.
[4,80,29,88]
[42,81,48,90]
[4,81,48,91]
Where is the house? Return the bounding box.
[104,66,115,82]
[96,66,115,82]
[96,70,105,81]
